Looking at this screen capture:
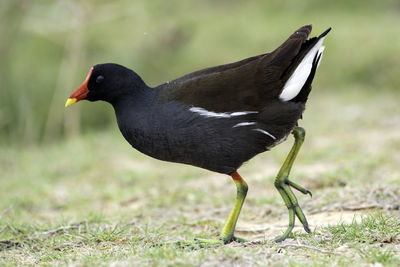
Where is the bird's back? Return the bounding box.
[159,25,328,112]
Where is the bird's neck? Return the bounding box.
[110,86,165,158]
[110,86,156,111]
[111,86,159,136]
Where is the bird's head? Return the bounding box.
[65,63,146,107]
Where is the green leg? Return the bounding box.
[168,172,248,249]
[192,172,248,246]
[274,126,312,242]
[220,172,248,243]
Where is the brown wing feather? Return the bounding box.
[158,25,313,112]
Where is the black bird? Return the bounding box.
[66,25,331,244]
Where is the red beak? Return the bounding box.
[65,67,93,107]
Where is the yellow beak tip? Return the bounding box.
[65,98,77,107]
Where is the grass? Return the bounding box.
[1,89,400,265]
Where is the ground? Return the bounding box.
[1,89,400,266]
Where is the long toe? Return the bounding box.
[232,236,248,243]
[287,180,312,197]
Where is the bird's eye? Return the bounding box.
[96,75,104,84]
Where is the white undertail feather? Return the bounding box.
[279,37,325,102]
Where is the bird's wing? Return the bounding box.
[157,25,317,112]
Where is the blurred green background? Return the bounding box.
[1,0,399,145]
[1,1,400,265]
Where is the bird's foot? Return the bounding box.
[273,203,311,243]
[274,178,311,242]
[194,235,247,246]
[230,236,247,243]
[170,235,247,249]
[286,178,312,233]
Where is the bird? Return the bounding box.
[65,24,331,244]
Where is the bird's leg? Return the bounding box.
[274,126,311,242]
[167,172,247,249]
[192,171,248,246]
[219,171,248,243]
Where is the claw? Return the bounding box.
[302,222,311,233]
[274,237,285,243]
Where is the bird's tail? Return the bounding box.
[279,27,331,103]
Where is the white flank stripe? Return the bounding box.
[253,129,277,140]
[279,37,325,102]
[189,107,258,118]
[230,111,258,116]
[232,122,256,128]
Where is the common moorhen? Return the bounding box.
[66,25,330,244]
